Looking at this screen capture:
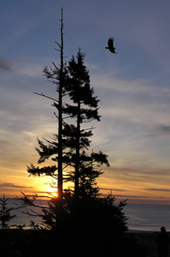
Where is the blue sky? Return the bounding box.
[1,0,170,203]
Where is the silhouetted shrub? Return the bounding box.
[0,195,16,230]
[39,194,149,256]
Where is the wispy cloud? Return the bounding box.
[15,61,44,78]
[157,125,170,134]
[0,140,11,147]
[146,188,170,192]
[0,183,32,189]
[99,188,126,192]
[0,58,12,72]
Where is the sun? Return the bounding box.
[47,183,58,198]
[50,192,58,198]
[41,178,74,199]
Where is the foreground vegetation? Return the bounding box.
[0,194,151,257]
[1,229,156,257]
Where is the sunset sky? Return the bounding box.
[1,0,170,204]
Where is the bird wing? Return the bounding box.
[108,37,114,48]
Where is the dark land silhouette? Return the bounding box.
[0,195,152,257]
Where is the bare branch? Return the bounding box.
[55,41,61,48]
[62,164,69,170]
[33,92,59,103]
[54,112,59,119]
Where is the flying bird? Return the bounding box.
[105,37,117,54]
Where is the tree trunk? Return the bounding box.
[75,100,80,198]
[57,8,64,200]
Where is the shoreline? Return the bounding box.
[128,229,159,233]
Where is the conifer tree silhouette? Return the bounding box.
[64,50,105,197]
[27,9,67,200]
[0,195,16,229]
[27,11,109,202]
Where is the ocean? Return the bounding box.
[0,198,48,229]
[124,203,170,232]
[1,199,170,231]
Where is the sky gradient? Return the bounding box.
[1,0,170,204]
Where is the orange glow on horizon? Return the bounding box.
[0,168,170,204]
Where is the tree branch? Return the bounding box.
[33,92,59,103]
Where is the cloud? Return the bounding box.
[15,61,44,77]
[91,69,170,98]
[100,188,126,192]
[0,183,32,189]
[0,140,11,147]
[158,125,170,134]
[146,124,170,138]
[146,188,170,192]
[0,58,12,72]
[100,193,161,200]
